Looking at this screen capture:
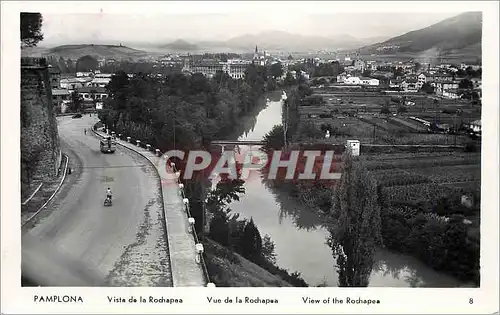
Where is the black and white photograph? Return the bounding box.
[2,1,499,314]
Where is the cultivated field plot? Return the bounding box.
[379,133,471,145]
[388,116,428,132]
[366,152,481,206]
[364,153,480,170]
[410,112,480,125]
[359,116,409,133]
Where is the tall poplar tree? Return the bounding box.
[327,153,383,287]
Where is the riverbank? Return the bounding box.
[222,90,471,287]
[203,238,293,287]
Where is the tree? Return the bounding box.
[241,218,262,262]
[420,82,434,94]
[209,173,245,207]
[326,153,383,287]
[284,72,296,86]
[297,73,307,85]
[76,55,98,72]
[397,105,408,114]
[21,13,43,47]
[261,234,277,264]
[270,62,284,79]
[459,79,473,90]
[209,211,230,246]
[392,67,404,78]
[362,69,372,77]
[57,57,69,73]
[380,104,391,114]
[70,91,83,112]
[262,124,285,153]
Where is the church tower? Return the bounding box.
[253,45,259,61]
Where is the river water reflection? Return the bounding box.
[225,90,462,287]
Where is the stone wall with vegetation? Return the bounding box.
[21,58,61,197]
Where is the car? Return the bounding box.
[72,113,82,119]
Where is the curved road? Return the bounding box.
[22,115,172,286]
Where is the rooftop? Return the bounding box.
[78,86,107,94]
[52,89,70,96]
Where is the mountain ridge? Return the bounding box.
[21,44,149,60]
[158,39,199,51]
[359,12,482,57]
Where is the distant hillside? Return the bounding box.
[22,44,148,60]
[159,39,199,51]
[222,30,362,51]
[360,12,482,57]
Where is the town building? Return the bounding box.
[433,81,459,97]
[389,78,403,89]
[252,46,266,66]
[337,74,378,86]
[360,77,379,86]
[433,73,454,82]
[77,86,109,102]
[417,73,427,89]
[184,59,250,79]
[468,120,481,133]
[470,77,482,89]
[76,71,93,77]
[51,89,71,108]
[59,78,85,91]
[89,73,113,88]
[402,79,418,92]
[48,66,61,89]
[353,59,365,73]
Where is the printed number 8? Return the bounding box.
[469,298,474,304]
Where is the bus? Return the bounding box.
[100,136,116,153]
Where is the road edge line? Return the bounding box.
[91,126,176,287]
[21,183,43,206]
[23,153,69,225]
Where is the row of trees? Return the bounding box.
[98,63,273,151]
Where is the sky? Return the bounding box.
[35,3,462,46]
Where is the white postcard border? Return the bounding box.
[1,1,499,314]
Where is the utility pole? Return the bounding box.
[201,166,206,242]
[173,103,176,151]
[283,95,289,151]
[454,112,458,146]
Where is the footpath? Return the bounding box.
[21,154,69,227]
[92,127,208,287]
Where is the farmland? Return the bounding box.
[294,87,481,147]
[366,152,480,195]
[288,86,481,285]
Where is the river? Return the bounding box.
[224,90,462,287]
